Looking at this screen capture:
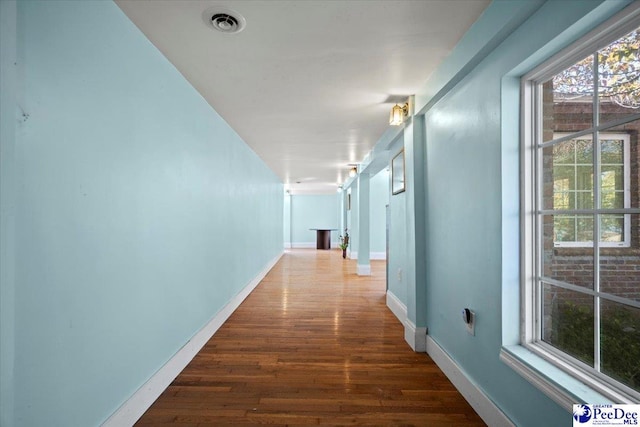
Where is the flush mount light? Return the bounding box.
[203,7,246,34]
[389,103,409,126]
[349,167,357,178]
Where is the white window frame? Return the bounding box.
[521,5,640,405]
[552,132,630,248]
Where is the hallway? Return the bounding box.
[135,249,485,426]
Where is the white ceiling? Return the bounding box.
[115,0,489,194]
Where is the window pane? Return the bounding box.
[554,215,576,242]
[601,139,623,164]
[576,166,593,191]
[599,128,634,213]
[600,192,624,209]
[551,214,595,246]
[543,215,594,289]
[554,192,571,210]
[543,140,594,210]
[577,192,594,209]
[542,283,594,366]
[600,214,638,301]
[577,215,595,241]
[576,139,593,164]
[554,140,576,164]
[600,299,640,393]
[600,136,625,211]
[601,165,623,189]
[600,214,625,243]
[598,27,640,123]
[544,56,594,140]
[554,165,575,184]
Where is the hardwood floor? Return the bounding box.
[135,249,485,426]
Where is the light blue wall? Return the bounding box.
[340,169,387,261]
[0,2,17,426]
[290,194,340,245]
[387,137,406,302]
[416,1,632,426]
[348,182,359,256]
[284,193,291,246]
[369,169,389,255]
[356,173,371,267]
[9,1,283,426]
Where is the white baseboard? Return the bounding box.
[357,264,371,276]
[290,242,316,248]
[386,291,407,323]
[386,292,513,426]
[347,251,385,260]
[101,252,283,427]
[427,336,515,427]
[281,246,383,259]
[405,320,427,352]
[290,242,339,249]
[385,291,425,352]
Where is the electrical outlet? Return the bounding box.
[463,309,475,336]
[397,268,402,282]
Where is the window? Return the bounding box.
[552,133,630,248]
[522,15,640,403]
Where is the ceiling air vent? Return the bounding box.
[203,8,246,34]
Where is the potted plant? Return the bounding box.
[339,229,349,258]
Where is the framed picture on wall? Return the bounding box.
[391,149,405,195]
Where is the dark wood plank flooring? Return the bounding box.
[135,249,485,426]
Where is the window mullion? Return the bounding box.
[624,136,631,245]
[573,142,578,242]
[592,53,601,373]
[534,83,544,343]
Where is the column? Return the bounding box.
[283,191,291,248]
[357,173,371,275]
[403,112,428,351]
[348,181,358,259]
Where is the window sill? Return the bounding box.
[500,345,615,411]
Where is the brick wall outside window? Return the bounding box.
[545,98,640,302]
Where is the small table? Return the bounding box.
[309,228,338,250]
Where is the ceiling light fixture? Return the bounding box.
[389,103,409,126]
[349,167,357,178]
[337,185,343,193]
